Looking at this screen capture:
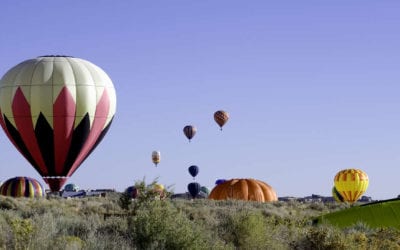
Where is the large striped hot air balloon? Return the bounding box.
[0,56,117,192]
[0,176,45,198]
[209,178,277,202]
[334,169,369,203]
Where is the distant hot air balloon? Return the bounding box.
[209,178,277,202]
[152,183,165,199]
[334,169,369,203]
[126,186,139,199]
[188,165,199,179]
[200,186,210,196]
[215,179,226,185]
[64,183,80,192]
[332,186,344,203]
[0,176,45,198]
[188,182,201,199]
[152,151,161,166]
[183,125,196,142]
[214,110,229,130]
[0,56,117,192]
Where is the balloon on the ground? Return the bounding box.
[183,125,196,142]
[188,165,199,178]
[188,182,201,199]
[200,186,210,195]
[214,110,229,130]
[64,183,79,192]
[152,151,161,166]
[126,186,139,199]
[334,169,369,203]
[209,178,277,202]
[0,56,117,192]
[0,176,45,198]
[332,186,344,202]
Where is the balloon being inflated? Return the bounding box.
[0,56,117,192]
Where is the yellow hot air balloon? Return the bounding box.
[152,151,160,166]
[334,169,369,203]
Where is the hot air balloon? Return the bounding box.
[215,179,226,185]
[152,151,161,166]
[332,186,344,203]
[183,125,196,142]
[126,185,139,199]
[334,169,369,203]
[188,182,201,199]
[0,176,45,198]
[0,56,117,192]
[64,183,80,192]
[152,183,165,199]
[209,178,277,202]
[214,110,229,130]
[200,186,210,196]
[188,165,199,179]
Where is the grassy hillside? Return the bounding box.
[0,193,400,249]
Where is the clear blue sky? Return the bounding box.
[0,1,399,199]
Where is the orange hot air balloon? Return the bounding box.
[334,169,369,203]
[214,110,229,130]
[0,56,117,192]
[208,178,277,202]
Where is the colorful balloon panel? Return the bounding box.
[334,169,369,203]
[0,56,117,192]
[214,110,229,130]
[0,176,45,198]
[332,186,344,202]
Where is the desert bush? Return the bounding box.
[218,210,269,249]
[128,200,209,249]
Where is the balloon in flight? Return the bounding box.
[183,125,196,142]
[188,165,199,179]
[214,110,229,130]
[0,56,117,192]
[152,151,161,166]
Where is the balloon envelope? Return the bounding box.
[188,165,199,178]
[188,182,201,199]
[209,178,277,202]
[215,179,226,185]
[183,125,196,141]
[0,56,117,192]
[334,168,369,203]
[214,110,229,130]
[152,151,161,166]
[0,176,45,198]
[126,186,139,199]
[332,186,344,202]
[64,183,79,192]
[200,186,210,195]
